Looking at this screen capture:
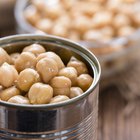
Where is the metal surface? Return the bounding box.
[0,34,101,139]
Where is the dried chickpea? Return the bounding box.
[0,62,18,87]
[58,67,78,86]
[67,57,88,76]
[113,14,131,29]
[24,5,40,26]
[73,16,92,33]
[70,87,83,98]
[16,68,40,92]
[36,58,58,83]
[35,19,53,33]
[28,83,53,104]
[31,0,45,11]
[50,95,70,104]
[51,24,68,38]
[44,4,64,20]
[83,30,103,41]
[0,86,20,101]
[10,53,20,64]
[77,74,93,91]
[92,11,113,28]
[118,26,135,37]
[37,52,65,70]
[15,52,37,72]
[50,76,71,96]
[8,95,30,104]
[0,48,11,66]
[23,44,46,56]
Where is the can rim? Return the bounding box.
[0,34,101,109]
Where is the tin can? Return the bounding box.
[0,34,101,140]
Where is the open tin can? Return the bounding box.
[0,34,101,140]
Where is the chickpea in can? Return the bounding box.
[0,43,94,105]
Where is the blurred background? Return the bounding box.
[0,0,140,139]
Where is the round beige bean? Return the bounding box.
[50,76,71,96]
[77,74,93,91]
[67,57,88,75]
[50,95,70,104]
[23,43,46,56]
[37,52,65,70]
[28,83,53,104]
[58,67,77,86]
[0,86,20,101]
[70,87,83,98]
[15,52,37,72]
[36,58,58,83]
[24,5,40,26]
[0,48,11,66]
[8,95,30,104]
[10,53,20,64]
[0,62,18,87]
[16,68,40,92]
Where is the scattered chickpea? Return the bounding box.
[36,58,58,83]
[8,95,30,104]
[0,86,20,101]
[77,74,93,91]
[67,57,88,76]
[37,52,65,70]
[0,48,11,66]
[23,44,46,56]
[15,52,37,72]
[58,67,78,86]
[28,83,53,104]
[16,68,40,92]
[50,95,70,104]
[50,76,71,96]
[0,62,18,87]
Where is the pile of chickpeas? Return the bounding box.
[0,44,93,105]
[24,0,140,43]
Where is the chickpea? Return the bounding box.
[83,30,103,41]
[73,16,92,33]
[8,95,30,104]
[113,14,131,29]
[77,74,93,91]
[50,95,70,104]
[58,67,78,86]
[24,5,40,26]
[51,24,68,38]
[118,26,135,37]
[31,0,45,11]
[37,52,65,70]
[16,68,40,92]
[28,83,53,104]
[0,48,11,66]
[35,19,53,33]
[23,44,46,56]
[0,86,20,101]
[15,52,37,72]
[50,76,71,96]
[0,63,18,87]
[67,57,88,76]
[92,11,113,28]
[36,58,58,83]
[70,87,83,98]
[10,53,20,64]
[0,85,3,91]
[44,4,64,20]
